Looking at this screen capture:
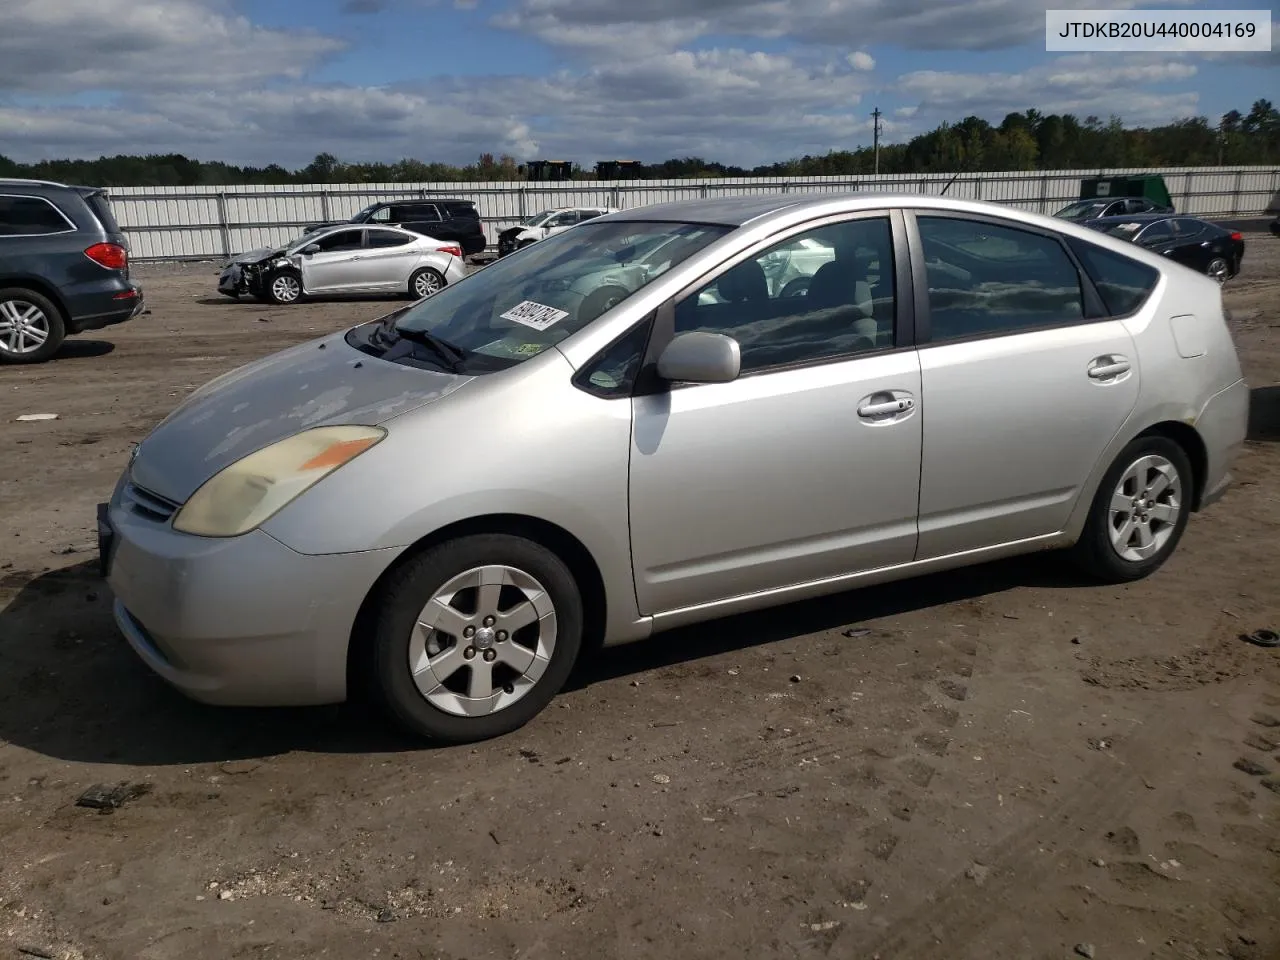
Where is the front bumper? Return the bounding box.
[100,483,401,706]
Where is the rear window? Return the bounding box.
[0,195,74,235]
[82,191,121,234]
[1067,238,1161,317]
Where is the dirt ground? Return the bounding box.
[1,240,1279,960]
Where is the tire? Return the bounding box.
[368,533,584,744]
[409,267,446,300]
[0,287,67,365]
[1069,435,1194,583]
[1206,256,1229,284]
[265,270,303,305]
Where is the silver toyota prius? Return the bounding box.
[100,192,1250,743]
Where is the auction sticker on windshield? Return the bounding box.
[500,300,570,331]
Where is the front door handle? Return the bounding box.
[857,391,915,419]
[1088,357,1131,380]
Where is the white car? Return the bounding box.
[497,207,617,256]
[218,225,468,304]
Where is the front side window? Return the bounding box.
[673,216,896,372]
[0,196,73,235]
[311,229,364,253]
[916,215,1084,342]
[1135,220,1174,245]
[377,220,730,372]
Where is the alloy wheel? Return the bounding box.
[271,274,301,303]
[1107,454,1183,562]
[0,299,51,355]
[414,271,442,298]
[1207,258,1229,283]
[408,564,556,717]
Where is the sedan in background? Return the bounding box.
[104,192,1248,744]
[1086,215,1245,283]
[218,224,466,304]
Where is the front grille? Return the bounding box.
[123,481,179,523]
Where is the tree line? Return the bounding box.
[1,100,1275,187]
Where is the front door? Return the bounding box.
[909,212,1141,559]
[299,228,367,293]
[628,213,923,615]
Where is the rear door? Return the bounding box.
[908,211,1140,559]
[362,228,421,290]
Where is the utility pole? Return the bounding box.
[872,107,883,177]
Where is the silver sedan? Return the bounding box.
[217,224,467,304]
[103,192,1249,743]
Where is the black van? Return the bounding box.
[305,199,488,257]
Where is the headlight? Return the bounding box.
[172,425,386,538]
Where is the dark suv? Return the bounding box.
[304,199,488,257]
[0,179,142,364]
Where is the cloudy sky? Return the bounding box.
[1,0,1275,168]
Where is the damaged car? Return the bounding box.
[218,224,467,305]
[497,207,615,256]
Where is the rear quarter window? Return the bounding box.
[445,203,480,219]
[83,191,121,234]
[1067,238,1161,317]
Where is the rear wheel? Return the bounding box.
[1069,435,1193,583]
[0,288,66,364]
[409,267,446,299]
[1206,256,1230,283]
[368,534,584,743]
[265,270,302,305]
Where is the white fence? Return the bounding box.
[108,166,1280,261]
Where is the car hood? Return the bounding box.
[130,328,473,504]
[230,246,286,265]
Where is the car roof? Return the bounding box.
[594,191,1085,229]
[1087,213,1191,226]
[0,178,103,195]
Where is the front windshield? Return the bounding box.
[520,210,556,226]
[354,204,379,220]
[387,220,731,371]
[1101,222,1144,239]
[1057,201,1106,220]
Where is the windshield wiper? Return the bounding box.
[392,325,468,373]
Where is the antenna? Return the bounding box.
[872,107,883,176]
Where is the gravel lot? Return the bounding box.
[2,239,1279,960]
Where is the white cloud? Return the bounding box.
[0,0,344,94]
[895,54,1203,126]
[847,51,876,71]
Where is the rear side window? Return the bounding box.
[1067,239,1161,317]
[916,216,1084,342]
[367,229,414,248]
[444,202,479,219]
[82,191,120,234]
[0,195,74,236]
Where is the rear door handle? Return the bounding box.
[1088,357,1131,380]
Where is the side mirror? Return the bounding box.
[656,331,741,384]
[302,244,321,255]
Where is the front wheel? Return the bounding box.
[368,534,584,743]
[1069,435,1193,583]
[265,271,303,305]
